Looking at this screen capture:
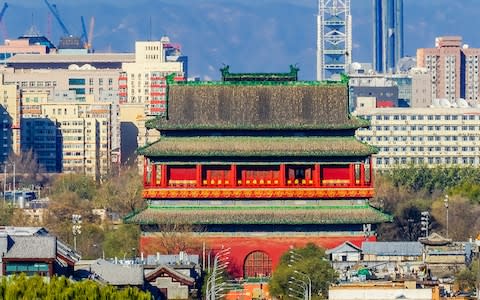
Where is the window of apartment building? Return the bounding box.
[89,78,94,85]
[428,115,434,120]
[470,115,476,120]
[384,126,389,131]
[470,157,475,164]
[445,157,451,164]
[400,115,407,120]
[401,157,407,164]
[99,78,103,85]
[376,158,382,165]
[411,147,416,152]
[435,115,441,120]
[108,78,113,85]
[419,147,424,151]
[411,115,417,120]
[452,115,458,120]
[418,116,424,120]
[393,115,399,120]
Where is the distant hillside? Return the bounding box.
[5,0,480,80]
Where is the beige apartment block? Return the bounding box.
[18,92,114,180]
[417,36,480,104]
[40,99,112,180]
[354,107,480,169]
[0,76,20,159]
[121,39,185,116]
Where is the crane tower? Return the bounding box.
[317,0,352,81]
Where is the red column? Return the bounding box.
[349,164,354,187]
[152,164,157,187]
[196,164,202,187]
[231,164,237,187]
[161,165,168,187]
[360,163,366,186]
[313,164,319,187]
[280,164,286,187]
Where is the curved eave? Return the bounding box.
[124,205,392,225]
[145,118,369,131]
[137,137,377,157]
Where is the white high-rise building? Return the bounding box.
[317,0,352,81]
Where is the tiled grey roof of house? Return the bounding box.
[4,236,56,259]
[145,265,194,285]
[90,259,144,286]
[362,242,423,256]
[0,226,46,236]
[326,241,362,254]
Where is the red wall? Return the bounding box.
[168,166,196,180]
[321,165,350,180]
[140,234,376,278]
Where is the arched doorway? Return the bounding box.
[243,250,272,278]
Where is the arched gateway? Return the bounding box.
[243,251,272,278]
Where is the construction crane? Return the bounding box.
[80,16,95,52]
[0,3,8,40]
[80,16,87,47]
[43,0,70,36]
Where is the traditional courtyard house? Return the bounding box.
[125,67,391,278]
[0,227,80,277]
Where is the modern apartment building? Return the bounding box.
[20,94,113,180]
[121,38,187,116]
[354,107,480,169]
[417,36,480,104]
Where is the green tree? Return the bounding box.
[0,274,152,299]
[49,174,97,200]
[93,165,144,215]
[269,243,337,300]
[102,224,140,259]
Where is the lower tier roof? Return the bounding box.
[124,204,392,225]
[138,136,377,157]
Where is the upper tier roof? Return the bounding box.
[146,82,368,130]
[137,136,377,157]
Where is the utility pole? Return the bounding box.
[444,194,449,239]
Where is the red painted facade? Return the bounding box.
[140,235,376,278]
[143,161,373,199]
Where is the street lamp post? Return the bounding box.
[72,214,82,251]
[289,250,312,300]
[206,247,230,300]
[444,194,449,239]
[289,278,308,300]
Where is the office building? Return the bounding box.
[317,0,352,80]
[373,0,404,73]
[417,36,480,104]
[354,107,480,169]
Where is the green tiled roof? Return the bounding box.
[124,204,392,225]
[137,136,377,157]
[146,84,366,130]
